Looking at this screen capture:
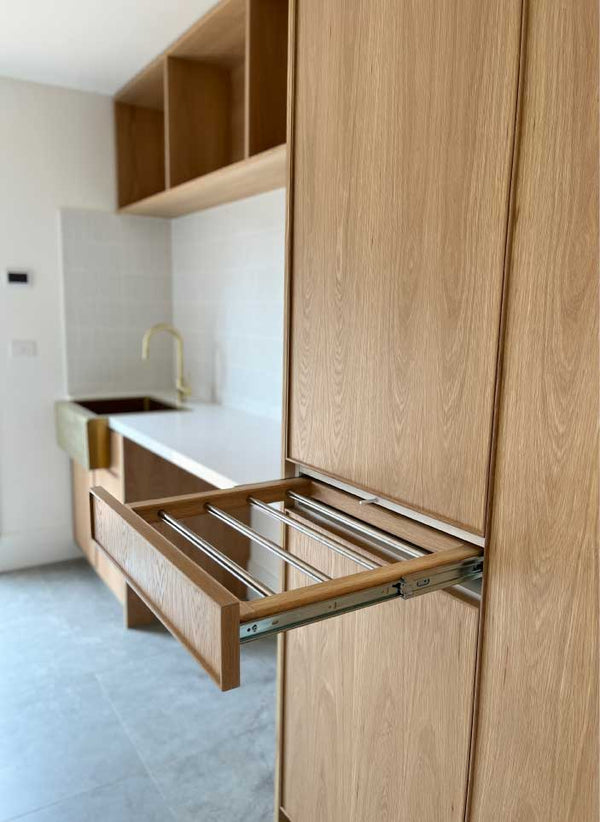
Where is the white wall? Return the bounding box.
[0,75,286,574]
[171,191,286,592]
[61,210,173,396]
[0,76,116,572]
[171,189,286,419]
[170,191,287,593]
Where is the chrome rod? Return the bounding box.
[158,509,274,598]
[248,496,378,570]
[287,491,425,561]
[287,491,481,604]
[205,505,330,583]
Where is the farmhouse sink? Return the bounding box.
[76,396,179,415]
[55,396,182,470]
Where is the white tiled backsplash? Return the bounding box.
[60,191,285,418]
[60,210,174,397]
[171,189,285,420]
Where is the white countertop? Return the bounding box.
[107,401,282,489]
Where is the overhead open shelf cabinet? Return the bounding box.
[114,0,289,217]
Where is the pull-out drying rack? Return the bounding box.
[156,487,483,642]
[91,476,483,690]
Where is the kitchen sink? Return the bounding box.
[55,396,183,470]
[76,396,180,415]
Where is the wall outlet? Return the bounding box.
[10,339,37,358]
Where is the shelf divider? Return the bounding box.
[245,0,289,157]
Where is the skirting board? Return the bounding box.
[0,525,79,572]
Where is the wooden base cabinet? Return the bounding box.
[278,531,479,822]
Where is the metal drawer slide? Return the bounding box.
[240,555,483,641]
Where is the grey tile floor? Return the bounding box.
[0,559,277,822]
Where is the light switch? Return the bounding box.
[10,339,37,358]
[7,270,31,285]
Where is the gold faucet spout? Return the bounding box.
[141,323,191,405]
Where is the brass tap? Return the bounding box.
[141,323,191,405]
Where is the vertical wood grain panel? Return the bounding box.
[468,1,599,819]
[121,437,214,502]
[71,460,96,564]
[230,60,246,162]
[166,57,232,186]
[246,0,289,155]
[115,102,165,207]
[287,0,523,534]
[280,529,479,822]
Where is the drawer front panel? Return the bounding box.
[91,488,241,690]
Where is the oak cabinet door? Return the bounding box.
[287,0,523,534]
[279,530,479,822]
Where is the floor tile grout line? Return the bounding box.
[93,666,276,820]
[94,673,179,821]
[1,560,174,822]
[1,773,142,822]
[3,563,276,822]
[86,639,179,682]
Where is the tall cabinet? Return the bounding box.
[277,1,522,819]
[280,1,598,821]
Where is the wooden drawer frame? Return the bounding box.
[91,477,482,691]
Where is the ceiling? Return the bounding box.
[0,0,218,95]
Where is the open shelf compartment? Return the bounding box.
[90,477,482,692]
[166,0,246,186]
[115,61,166,208]
[114,0,289,215]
